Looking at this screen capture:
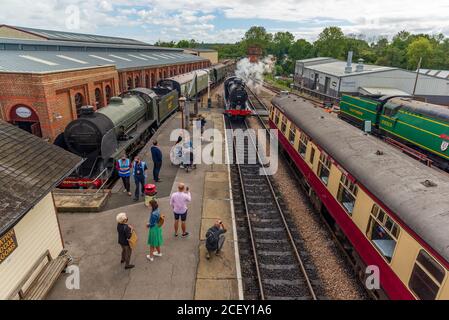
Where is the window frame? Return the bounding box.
[366,204,400,263]
[288,124,296,145]
[281,116,288,133]
[309,147,316,165]
[298,131,309,158]
[317,152,332,186]
[409,249,446,300]
[337,174,358,215]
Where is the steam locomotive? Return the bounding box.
[57,87,178,188]
[224,76,251,117]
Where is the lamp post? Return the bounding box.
[178,97,186,130]
[202,69,212,108]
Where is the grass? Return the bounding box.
[264,74,293,91]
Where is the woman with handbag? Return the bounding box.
[146,200,164,262]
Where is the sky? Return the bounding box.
[1,0,449,44]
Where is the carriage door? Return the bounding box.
[9,105,42,137]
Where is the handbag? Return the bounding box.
[128,230,138,250]
[158,215,165,227]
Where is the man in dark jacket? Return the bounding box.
[205,220,227,260]
[116,212,135,269]
[150,140,163,183]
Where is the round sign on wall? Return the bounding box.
[15,106,32,119]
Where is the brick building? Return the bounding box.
[0,25,210,141]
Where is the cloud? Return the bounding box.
[0,0,448,43]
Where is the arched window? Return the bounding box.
[95,88,104,109]
[135,76,140,88]
[127,77,132,90]
[105,85,112,104]
[75,93,85,117]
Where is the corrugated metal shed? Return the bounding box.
[0,50,207,73]
[0,120,82,237]
[307,60,396,77]
[419,68,449,79]
[359,87,411,96]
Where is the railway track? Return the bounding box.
[227,111,321,300]
[245,87,373,299]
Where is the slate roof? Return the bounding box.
[273,94,449,262]
[0,50,207,73]
[1,25,148,46]
[0,37,181,52]
[0,121,82,237]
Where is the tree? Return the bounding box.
[154,40,175,47]
[288,39,314,61]
[314,26,346,59]
[242,26,273,53]
[176,40,190,48]
[271,31,294,60]
[406,37,434,69]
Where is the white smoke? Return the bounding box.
[235,55,275,92]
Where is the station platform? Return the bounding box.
[47,107,242,300]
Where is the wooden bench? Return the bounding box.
[9,250,70,300]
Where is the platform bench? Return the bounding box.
[9,250,70,300]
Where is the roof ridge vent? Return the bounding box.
[421,180,437,188]
[375,150,384,156]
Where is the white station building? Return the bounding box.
[0,120,81,299]
[294,53,449,105]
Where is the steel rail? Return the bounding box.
[245,87,318,300]
[229,119,266,300]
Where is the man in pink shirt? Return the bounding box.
[170,183,192,237]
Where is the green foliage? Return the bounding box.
[314,27,346,59]
[159,25,449,74]
[241,26,273,54]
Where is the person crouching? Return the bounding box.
[205,220,227,260]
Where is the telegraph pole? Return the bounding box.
[412,57,422,97]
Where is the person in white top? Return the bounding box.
[169,183,192,237]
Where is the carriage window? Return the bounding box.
[309,147,315,164]
[281,117,287,133]
[318,153,331,185]
[337,174,358,215]
[298,132,309,158]
[409,250,446,300]
[274,110,280,126]
[288,125,296,145]
[367,204,400,263]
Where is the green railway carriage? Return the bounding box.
[339,95,382,128]
[339,95,449,169]
[379,98,449,165]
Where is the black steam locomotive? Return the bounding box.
[224,76,251,117]
[57,87,178,188]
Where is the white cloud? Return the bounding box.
[0,0,448,43]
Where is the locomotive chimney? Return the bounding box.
[80,105,95,117]
[345,51,353,73]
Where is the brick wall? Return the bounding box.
[0,66,119,141]
[0,59,211,141]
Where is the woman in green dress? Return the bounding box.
[146,200,164,262]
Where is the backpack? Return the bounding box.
[206,228,219,249]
